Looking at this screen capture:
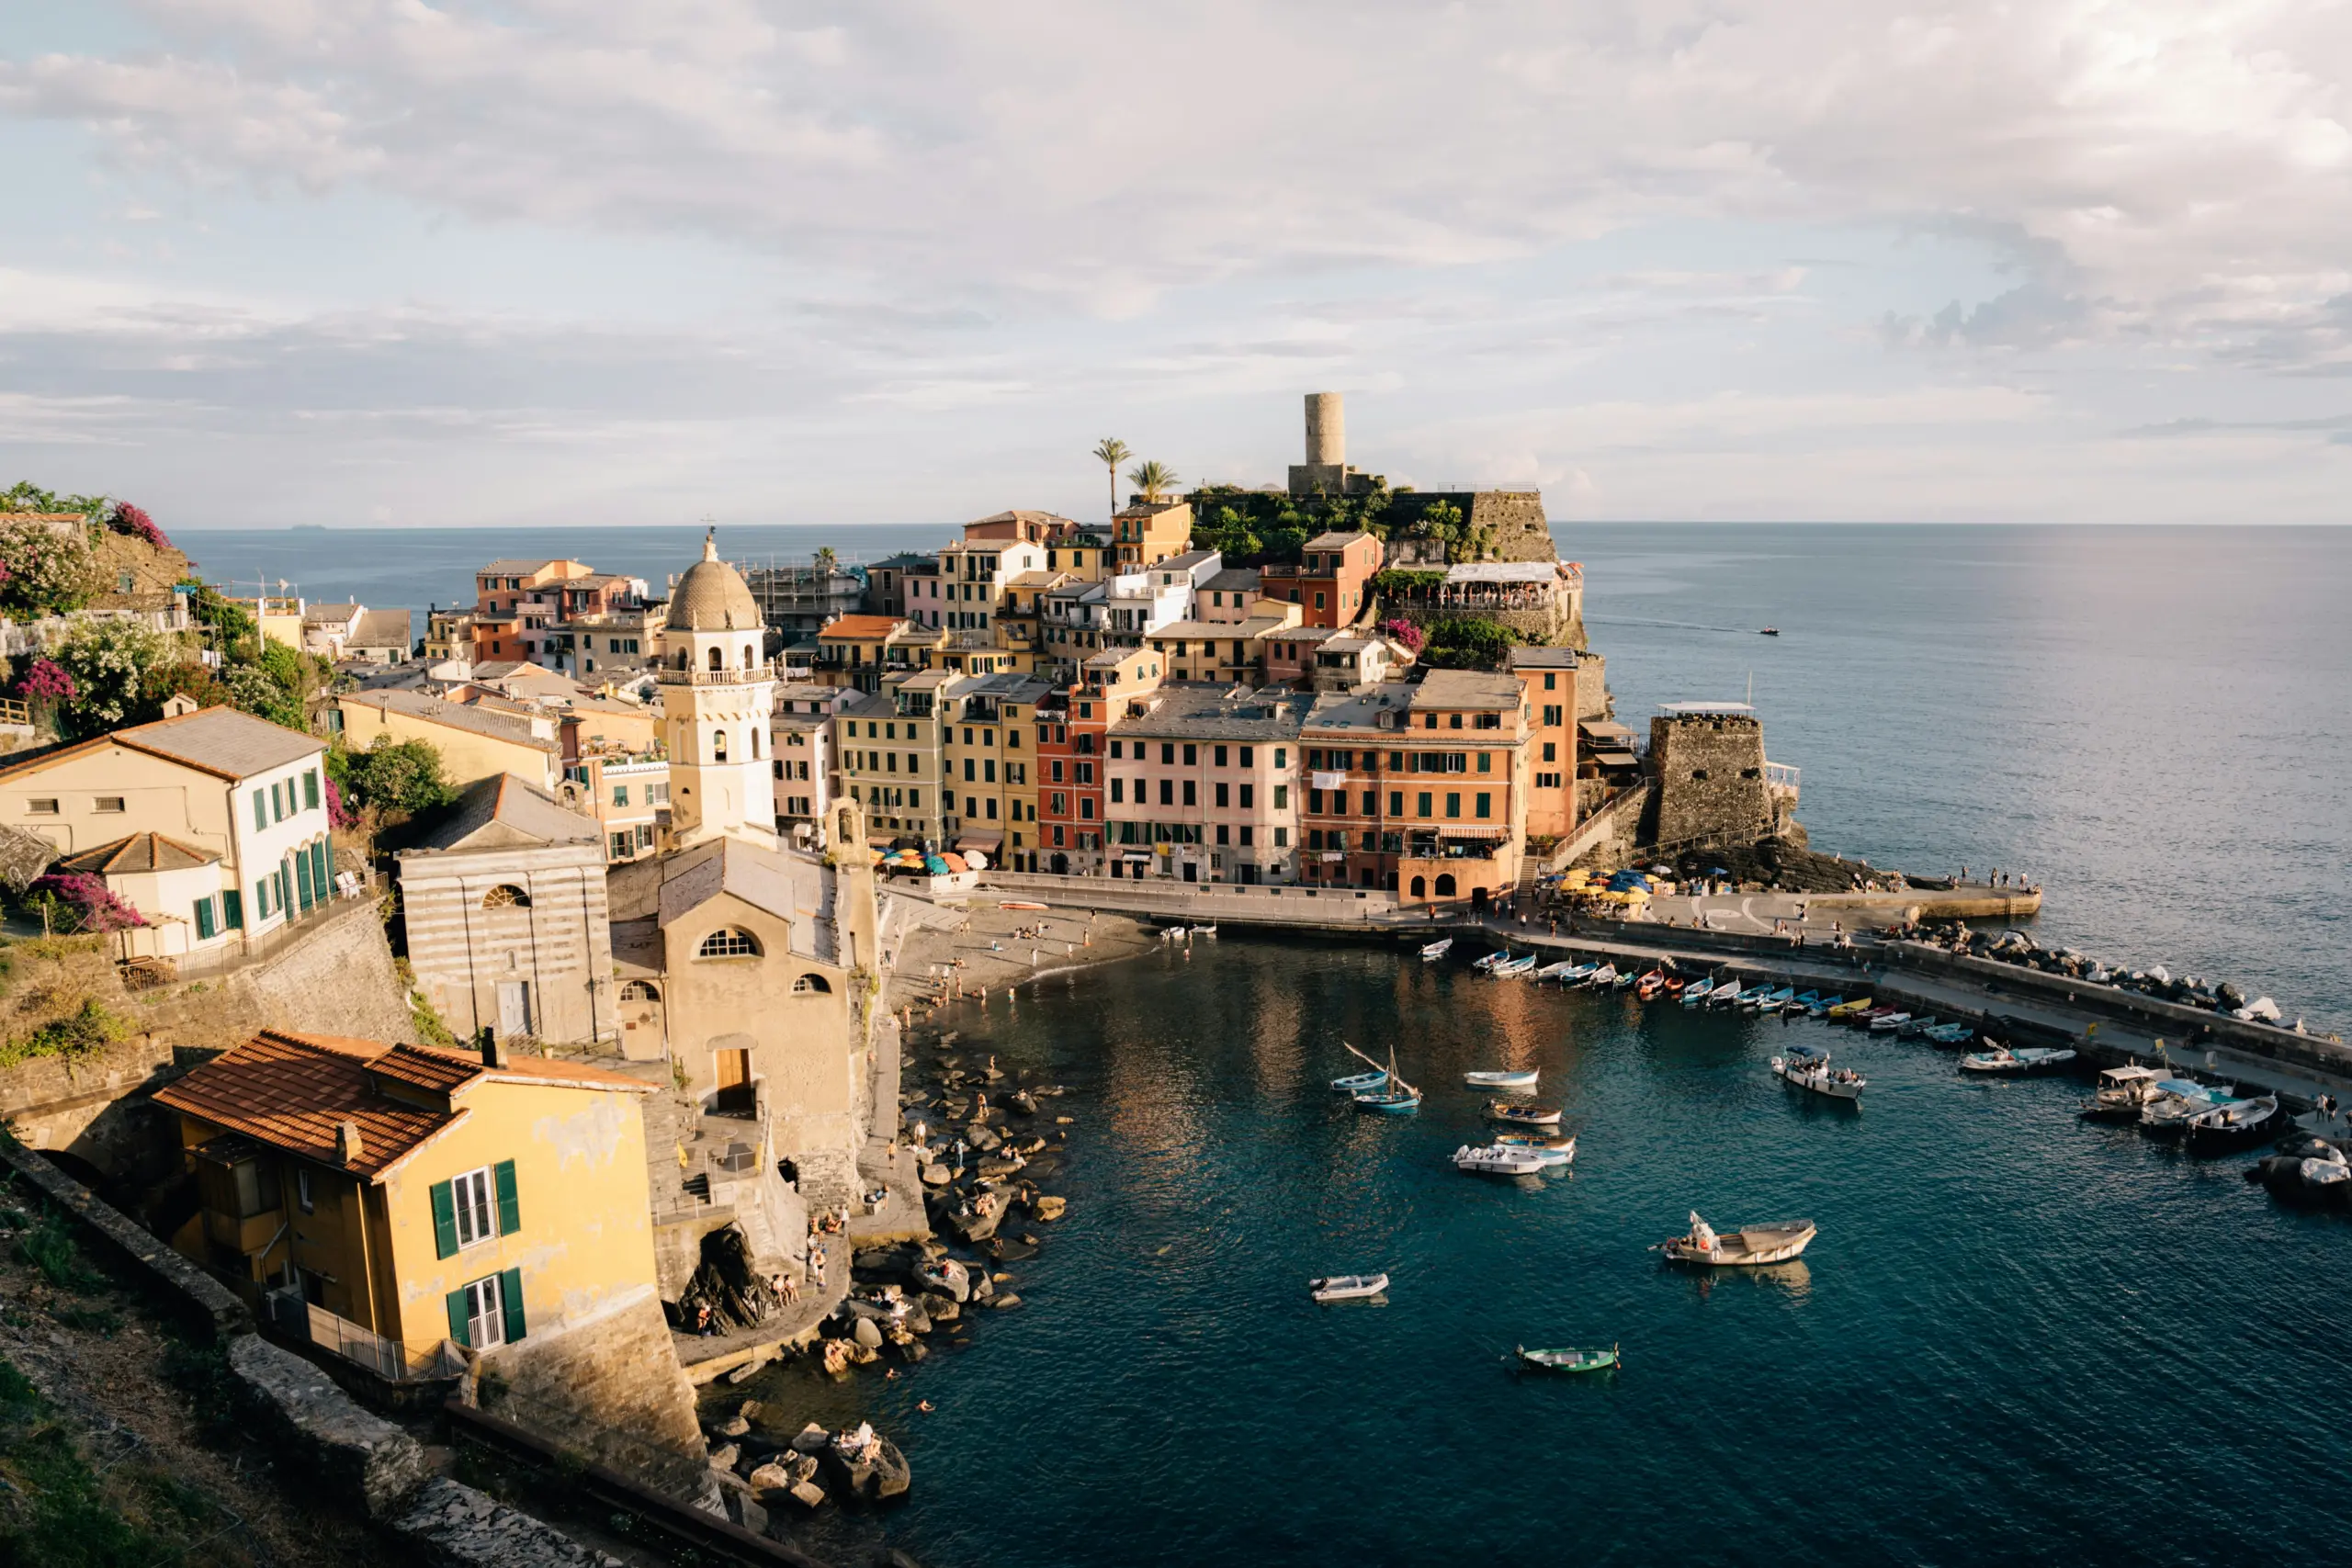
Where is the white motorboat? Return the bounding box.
[1420,938,1454,961]
[1464,1069,1541,1091]
[1866,1011,1913,1033]
[1772,1044,1864,1101]
[1960,1045,2078,1075]
[1453,1145,1548,1177]
[1192,922,1217,937]
[1658,1213,1816,1266]
[1309,1273,1389,1303]
[1487,1140,1573,1168]
[2081,1064,2166,1121]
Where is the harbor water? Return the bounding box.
[792,942,2352,1566]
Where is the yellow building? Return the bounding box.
[155,1029,658,1362]
[335,688,561,791]
[1112,502,1192,569]
[940,672,1055,866]
[1043,529,1112,582]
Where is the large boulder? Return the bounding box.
[851,1316,884,1350]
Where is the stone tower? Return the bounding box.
[660,531,777,848]
[830,795,880,976]
[1289,390,1376,497]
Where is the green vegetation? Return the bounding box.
[1418,616,1522,671]
[1372,569,1448,595]
[1091,438,1131,519]
[0,518,104,623]
[0,1000,127,1071]
[48,619,179,740]
[392,957,459,1050]
[1187,484,1497,567]
[1126,459,1180,505]
[334,736,456,818]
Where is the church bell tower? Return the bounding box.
[659,531,777,847]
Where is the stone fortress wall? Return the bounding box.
[1647,712,1781,848]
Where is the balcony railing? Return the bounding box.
[266,1287,466,1382]
[657,665,774,686]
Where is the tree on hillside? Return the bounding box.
[340,737,456,818]
[51,617,178,739]
[1126,460,1178,505]
[0,482,105,516]
[1091,438,1131,518]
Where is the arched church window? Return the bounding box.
[481,885,531,909]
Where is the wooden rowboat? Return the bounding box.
[1486,1101,1564,1127]
[1658,1213,1816,1266]
[1516,1344,1620,1373]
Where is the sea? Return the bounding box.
[182,522,2352,1564]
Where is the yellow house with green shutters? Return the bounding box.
[155,1028,660,1369]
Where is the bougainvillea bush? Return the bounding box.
[14,659,77,704]
[0,518,103,620]
[1377,617,1426,654]
[25,872,147,933]
[107,501,170,550]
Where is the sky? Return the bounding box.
[1,1,2348,531]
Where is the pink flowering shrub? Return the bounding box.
[1378,617,1425,653]
[326,776,357,830]
[27,871,147,932]
[15,658,76,703]
[108,501,171,550]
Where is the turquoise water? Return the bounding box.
[786,942,2352,1566]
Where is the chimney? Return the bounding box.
[477,1026,504,1069]
[334,1120,365,1168]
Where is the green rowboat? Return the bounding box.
[1515,1343,1620,1373]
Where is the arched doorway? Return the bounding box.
[1408,875,1426,898]
[1052,852,1069,874]
[1435,874,1457,898]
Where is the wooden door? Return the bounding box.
[496,981,532,1039]
[714,1047,753,1112]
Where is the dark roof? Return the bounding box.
[61,832,219,874]
[1507,647,1580,670]
[1202,569,1261,593]
[1410,670,1522,711]
[405,773,602,852]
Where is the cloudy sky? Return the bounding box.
[3,1,2348,529]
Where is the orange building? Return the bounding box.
[1260,530,1381,628]
[1507,647,1580,842]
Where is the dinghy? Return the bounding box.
[1491,953,1539,978]
[1610,967,1639,989]
[1532,961,1581,982]
[1806,995,1846,1018]
[1581,964,1619,989]
[1756,987,1798,1014]
[1710,982,1749,1009]
[1464,1069,1540,1091]
[1453,1145,1548,1177]
[2141,1079,2234,1139]
[1867,1010,1913,1033]
[1492,1133,1576,1165]
[1792,991,1822,1010]
[1309,1273,1388,1303]
[1658,1213,1816,1266]
[1680,977,1717,1006]
[1331,1070,1389,1093]
[1922,1021,1974,1045]
[1635,969,1667,999]
[1960,1045,2077,1075]
[1826,998,1874,1019]
[2185,1094,2279,1153]
[1343,1040,1422,1115]
[1516,1344,1620,1373]
[1471,950,1507,972]
[1486,1101,1565,1127]
[1772,1043,1864,1101]
[1420,938,1454,961]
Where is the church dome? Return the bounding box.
[670,531,762,632]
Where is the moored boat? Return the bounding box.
[1309,1273,1388,1303]
[1490,953,1539,978]
[1486,1101,1565,1127]
[2080,1064,2165,1121]
[1420,938,1454,962]
[1960,1045,2078,1075]
[1464,1068,1541,1091]
[1867,1010,1913,1033]
[1343,1039,1422,1115]
[1453,1145,1548,1177]
[1581,964,1619,989]
[2184,1094,2279,1153]
[1516,1343,1620,1372]
[1709,982,1749,1009]
[1635,969,1666,999]
[1492,1133,1577,1164]
[1922,1021,1974,1045]
[1471,949,1507,972]
[2140,1078,2234,1138]
[1806,994,1845,1018]
[1658,1213,1817,1266]
[1772,1043,1864,1101]
[1331,1069,1389,1093]
[1532,960,1581,982]
[1792,991,1821,1010]
[1680,977,1717,1006]
[1826,997,1874,1019]
[1756,987,1798,1014]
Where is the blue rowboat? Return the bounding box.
[1355,1089,1422,1115]
[1807,995,1844,1018]
[1332,1069,1389,1092]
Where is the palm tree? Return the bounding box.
[1091,438,1131,518]
[1127,460,1178,505]
[813,546,839,580]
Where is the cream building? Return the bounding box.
[660,533,776,849]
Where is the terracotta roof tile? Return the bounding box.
[153,1031,456,1179]
[61,832,219,874]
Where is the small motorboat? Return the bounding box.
[2141,1079,2235,1139]
[1331,1069,1389,1093]
[1487,1101,1565,1127]
[1516,1344,1620,1373]
[1867,1010,1913,1033]
[1464,1069,1541,1091]
[1309,1273,1388,1303]
[1755,987,1798,1014]
[2080,1064,2166,1122]
[1581,964,1619,989]
[1657,1213,1816,1266]
[1192,922,1218,937]
[2184,1094,2279,1153]
[1492,1133,1576,1164]
[1772,1043,1864,1101]
[1420,938,1454,962]
[1806,995,1845,1018]
[1961,1045,2078,1075]
[1758,627,1781,637]
[1490,953,1539,978]
[1453,1145,1548,1177]
[1471,950,1507,972]
[1680,977,1717,1006]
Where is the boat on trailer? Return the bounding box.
[1516,1344,1620,1373]
[1420,938,1454,962]
[1658,1213,1817,1266]
[1309,1273,1388,1303]
[1772,1043,1864,1101]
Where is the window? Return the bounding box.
[28,798,57,816]
[1542,742,1556,763]
[296,1168,314,1214]
[1477,753,1492,773]
[793,973,832,994]
[697,928,762,959]
[1543,705,1563,727]
[95,796,125,813]
[481,885,530,909]
[1273,826,1288,847]
[1446,792,1462,818]
[449,1269,524,1350]
[1238,746,1254,767]
[1238,784,1254,808]
[193,895,218,941]
[303,770,321,810]
[1544,672,1556,691]
[1389,791,1403,816]
[1182,780,1196,807]
[1111,778,1124,804]
[1159,779,1174,807]
[252,791,267,830]
[451,1166,497,1249]
[1274,749,1286,770]
[1110,739,1123,759]
[1476,792,1492,819]
[1214,782,1229,807]
[1272,784,1287,809]
[1418,792,1432,818]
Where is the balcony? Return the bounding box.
[657,664,774,687]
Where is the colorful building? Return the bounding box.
[1102,685,1312,885]
[1260,529,1381,628]
[1506,647,1581,842]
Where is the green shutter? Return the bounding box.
[315,840,333,896]
[303,769,320,810]
[429,1180,458,1258]
[194,897,216,941]
[446,1287,470,1348]
[499,1268,526,1344]
[222,890,243,930]
[295,851,312,911]
[253,791,266,830]
[254,879,270,919]
[492,1160,520,1236]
